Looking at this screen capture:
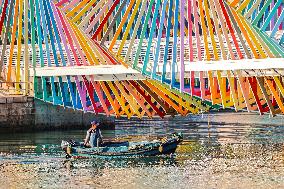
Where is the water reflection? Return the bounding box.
[1,119,284,188]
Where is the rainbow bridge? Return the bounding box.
[0,0,283,118]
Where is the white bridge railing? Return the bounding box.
[0,32,283,80]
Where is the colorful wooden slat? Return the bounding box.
[0,0,284,119]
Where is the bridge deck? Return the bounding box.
[30,65,145,81]
[30,58,284,79]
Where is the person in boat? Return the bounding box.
[84,121,103,148]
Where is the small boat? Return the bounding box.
[61,133,183,159]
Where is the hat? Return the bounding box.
[91,120,100,126]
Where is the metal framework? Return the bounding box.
[0,0,283,118]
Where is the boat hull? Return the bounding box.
[62,133,182,159]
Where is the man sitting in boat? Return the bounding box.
[83,121,103,148]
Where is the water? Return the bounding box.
[1,118,284,188]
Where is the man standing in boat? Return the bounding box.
[84,121,103,148]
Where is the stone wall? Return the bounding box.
[0,96,34,133]
[0,96,115,133]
